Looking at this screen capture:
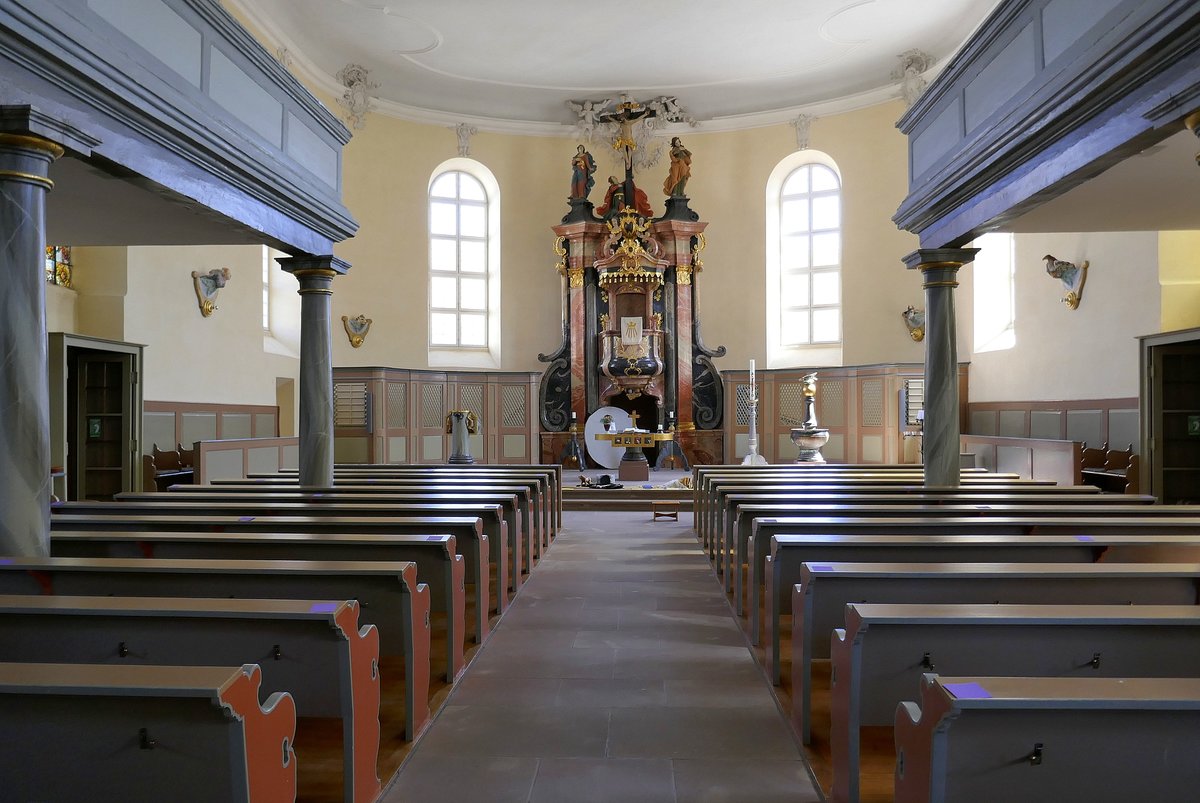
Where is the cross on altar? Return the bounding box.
[628,410,640,429]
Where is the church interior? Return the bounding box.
[3,0,1200,800]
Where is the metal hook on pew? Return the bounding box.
[139,727,157,750]
[1027,742,1044,766]
[272,644,282,661]
[1089,652,1101,669]
[920,652,935,670]
[118,641,129,658]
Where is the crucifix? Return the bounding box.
[601,97,653,218]
[628,409,640,430]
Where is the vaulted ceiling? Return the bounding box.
[225,0,1001,131]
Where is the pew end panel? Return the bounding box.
[895,674,1200,803]
[0,662,296,803]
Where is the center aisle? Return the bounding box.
[383,509,821,802]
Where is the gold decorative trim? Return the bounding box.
[290,268,338,280]
[342,314,372,347]
[676,264,692,285]
[922,280,959,288]
[908,326,925,342]
[0,168,53,189]
[567,267,584,288]
[553,236,567,278]
[691,232,706,273]
[0,134,65,159]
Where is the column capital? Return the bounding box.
[277,255,350,294]
[0,105,101,156]
[902,247,980,272]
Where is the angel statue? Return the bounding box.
[902,305,926,342]
[566,98,611,141]
[191,267,231,317]
[1043,254,1089,309]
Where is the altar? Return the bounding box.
[536,95,727,467]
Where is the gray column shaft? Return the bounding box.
[297,275,335,486]
[0,136,60,555]
[922,267,960,487]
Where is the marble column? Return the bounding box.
[903,248,978,488]
[279,255,350,487]
[0,132,63,556]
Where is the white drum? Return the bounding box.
[584,406,632,470]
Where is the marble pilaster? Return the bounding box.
[0,132,63,556]
[904,248,977,488]
[279,255,350,487]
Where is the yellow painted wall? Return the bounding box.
[1159,230,1200,331]
[968,231,1161,402]
[325,101,930,374]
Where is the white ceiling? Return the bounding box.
[226,0,1001,130]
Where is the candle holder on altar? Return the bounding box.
[790,372,829,463]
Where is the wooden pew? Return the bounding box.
[831,603,1200,803]
[893,674,1200,803]
[722,496,1159,595]
[717,491,1152,572]
[242,476,544,561]
[200,483,531,582]
[320,466,559,544]
[747,513,1200,640]
[47,524,466,684]
[125,489,516,599]
[63,500,497,641]
[789,560,1200,744]
[0,556,431,741]
[323,463,563,534]
[0,595,380,803]
[0,662,295,803]
[699,477,1075,553]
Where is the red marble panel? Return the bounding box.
[675,284,694,427]
[569,286,587,420]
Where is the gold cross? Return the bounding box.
[628,410,640,429]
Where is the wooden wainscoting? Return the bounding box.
[144,401,279,456]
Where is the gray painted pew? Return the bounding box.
[61,501,496,640]
[0,555,431,741]
[48,526,466,684]
[748,515,1200,640]
[126,488,518,596]
[292,463,562,536]
[725,498,1169,598]
[193,484,530,584]
[698,479,1070,554]
[893,674,1200,803]
[718,492,1154,572]
[0,595,380,803]
[0,662,295,803]
[790,561,1200,744]
[831,603,1200,803]
[319,467,557,545]
[237,477,542,561]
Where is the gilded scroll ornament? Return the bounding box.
[191,268,231,318]
[342,314,373,347]
[553,236,567,278]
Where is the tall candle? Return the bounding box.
[750,359,755,386]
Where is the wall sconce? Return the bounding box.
[342,314,373,347]
[1043,255,1089,309]
[191,268,231,317]
[902,305,925,342]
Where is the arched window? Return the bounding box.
[766,151,843,367]
[428,159,501,368]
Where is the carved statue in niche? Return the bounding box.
[191,267,231,317]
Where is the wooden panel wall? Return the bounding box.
[144,401,279,455]
[967,399,1138,453]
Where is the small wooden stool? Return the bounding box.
[651,501,679,522]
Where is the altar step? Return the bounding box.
[562,487,693,512]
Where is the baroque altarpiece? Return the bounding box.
[538,99,725,465]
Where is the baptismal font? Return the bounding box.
[790,372,830,462]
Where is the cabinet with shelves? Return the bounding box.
[1139,328,1200,503]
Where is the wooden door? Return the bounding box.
[73,352,132,501]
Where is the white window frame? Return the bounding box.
[427,158,501,369]
[765,150,843,368]
[972,232,1016,353]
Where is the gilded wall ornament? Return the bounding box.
[902,305,925,342]
[342,314,373,347]
[191,267,231,317]
[553,236,568,279]
[1043,255,1089,310]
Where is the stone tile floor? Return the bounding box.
[382,510,822,802]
